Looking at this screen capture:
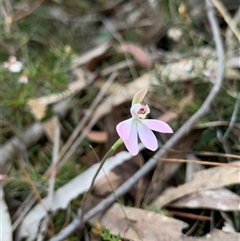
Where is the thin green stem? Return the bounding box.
[89,138,123,190]
[80,138,123,226]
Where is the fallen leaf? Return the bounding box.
[28,99,47,121]
[71,41,110,69]
[152,161,240,207]
[86,130,108,143]
[94,172,121,196]
[118,43,151,69]
[169,188,240,211]
[0,185,12,241]
[100,203,188,241]
[42,116,61,143]
[99,204,240,241]
[196,229,240,241]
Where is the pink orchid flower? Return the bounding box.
[116,89,173,156]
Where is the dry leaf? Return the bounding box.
[197,229,240,241]
[42,116,60,143]
[71,41,110,68]
[152,161,240,207]
[169,188,240,211]
[94,172,121,196]
[100,204,240,241]
[86,131,108,143]
[0,185,12,241]
[118,43,151,69]
[28,99,47,121]
[100,203,188,241]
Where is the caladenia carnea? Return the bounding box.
[81,88,173,223]
[90,88,173,183]
[116,88,173,156]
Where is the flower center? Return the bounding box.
[138,106,147,115]
[130,103,150,119]
[137,103,150,119]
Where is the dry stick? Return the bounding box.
[49,1,224,240]
[38,119,61,241]
[168,211,211,221]
[12,193,36,231]
[219,93,240,162]
[211,0,240,42]
[159,158,240,168]
[168,149,240,160]
[17,159,47,210]
[226,6,240,57]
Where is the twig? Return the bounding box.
[37,118,61,241]
[17,159,47,210]
[226,7,240,57]
[169,210,211,221]
[222,93,240,141]
[168,149,240,159]
[49,1,225,240]
[211,0,240,42]
[12,193,36,231]
[159,158,240,168]
[218,93,240,162]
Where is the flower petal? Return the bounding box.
[132,88,148,106]
[137,120,158,151]
[141,119,173,133]
[116,118,133,140]
[123,120,139,155]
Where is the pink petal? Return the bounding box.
[123,121,139,155]
[141,119,173,133]
[137,120,158,151]
[116,118,133,140]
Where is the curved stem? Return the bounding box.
[79,138,123,226]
